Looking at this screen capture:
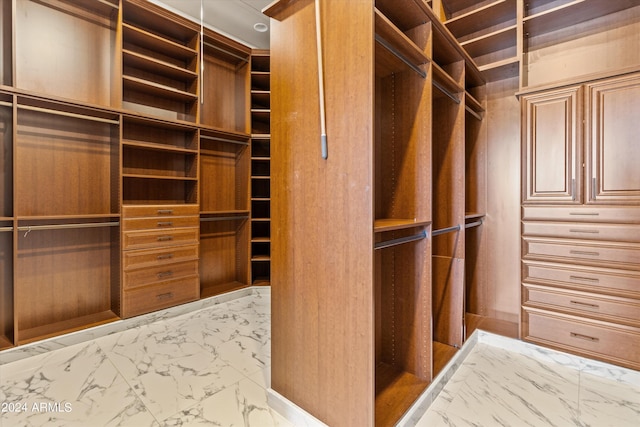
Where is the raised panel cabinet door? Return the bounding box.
[522,86,582,204]
[587,72,640,204]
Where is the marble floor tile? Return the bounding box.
[215,334,271,377]
[578,370,640,427]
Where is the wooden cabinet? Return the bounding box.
[521,70,640,370]
[0,92,12,350]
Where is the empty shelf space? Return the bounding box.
[375,362,429,427]
[0,335,12,350]
[17,310,118,345]
[465,91,484,114]
[251,255,271,262]
[123,49,197,82]
[122,23,197,61]
[123,76,198,103]
[123,173,197,181]
[465,313,519,339]
[433,341,459,377]
[479,57,520,81]
[433,63,464,100]
[375,0,431,32]
[122,139,198,154]
[523,0,637,37]
[374,218,430,233]
[465,212,486,221]
[460,25,517,58]
[200,281,249,300]
[446,0,516,39]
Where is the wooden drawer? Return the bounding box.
[124,261,199,289]
[123,215,199,232]
[123,244,199,270]
[522,221,640,243]
[522,206,640,223]
[523,237,640,270]
[123,227,199,250]
[522,308,640,370]
[122,276,199,318]
[523,284,640,327]
[123,205,199,219]
[523,261,640,298]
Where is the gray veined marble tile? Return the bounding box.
[95,322,244,422]
[163,378,293,427]
[216,334,271,377]
[578,370,640,427]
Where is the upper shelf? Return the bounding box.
[523,0,638,38]
[446,0,517,40]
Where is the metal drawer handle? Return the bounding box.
[157,209,174,215]
[569,212,599,216]
[156,292,174,301]
[570,300,600,309]
[157,254,174,260]
[569,229,600,234]
[157,222,173,227]
[570,332,599,342]
[157,271,173,279]
[569,250,600,256]
[570,275,600,283]
[157,235,174,242]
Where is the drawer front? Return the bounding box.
[523,261,640,298]
[123,215,199,232]
[123,228,199,250]
[523,284,640,327]
[122,277,199,318]
[523,308,640,369]
[123,245,199,270]
[523,237,640,270]
[123,205,199,218]
[522,221,640,243]
[124,261,199,289]
[522,206,640,223]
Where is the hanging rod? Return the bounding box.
[375,230,427,250]
[0,101,11,108]
[200,215,250,222]
[316,0,328,159]
[432,224,461,236]
[200,134,249,145]
[202,41,250,63]
[375,34,427,79]
[433,80,460,104]
[465,220,483,229]
[17,104,119,125]
[465,105,482,121]
[0,227,13,232]
[18,221,119,236]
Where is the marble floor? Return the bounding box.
[1,288,639,426]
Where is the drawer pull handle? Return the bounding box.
[156,292,174,301]
[570,275,599,283]
[569,250,600,256]
[157,235,174,242]
[157,222,173,227]
[570,332,599,342]
[157,271,173,279]
[570,300,600,309]
[157,209,174,215]
[569,212,599,216]
[569,229,599,234]
[157,254,174,260]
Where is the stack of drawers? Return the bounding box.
[122,205,200,317]
[521,206,640,370]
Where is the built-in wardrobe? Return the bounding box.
[0,0,265,350]
[265,0,490,425]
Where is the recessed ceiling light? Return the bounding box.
[253,22,268,33]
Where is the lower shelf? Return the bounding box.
[200,280,249,299]
[17,310,119,345]
[433,341,458,378]
[465,313,519,339]
[252,278,271,286]
[375,362,429,427]
[0,335,13,350]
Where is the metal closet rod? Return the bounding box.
[200,215,249,222]
[17,104,119,125]
[375,230,427,250]
[0,227,13,232]
[18,221,120,235]
[465,105,482,121]
[432,224,461,236]
[200,134,249,146]
[465,219,483,229]
[0,101,11,108]
[433,80,460,104]
[375,34,427,79]
[202,41,250,63]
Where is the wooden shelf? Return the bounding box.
[252,278,271,286]
[523,0,637,38]
[465,212,486,221]
[122,23,197,61]
[479,56,520,81]
[433,341,459,377]
[461,25,517,58]
[17,310,118,346]
[374,219,430,233]
[375,362,429,427]
[122,140,198,154]
[251,255,271,262]
[465,313,519,339]
[0,335,12,350]
[465,91,484,114]
[123,75,198,103]
[123,49,197,83]
[433,62,464,97]
[446,0,516,39]
[123,173,197,181]
[200,210,250,217]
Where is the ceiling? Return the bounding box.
[150,0,273,49]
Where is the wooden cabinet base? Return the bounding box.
[122,277,199,318]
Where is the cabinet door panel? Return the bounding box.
[587,73,640,204]
[522,86,582,204]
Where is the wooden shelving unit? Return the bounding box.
[250,50,271,285]
[0,92,12,350]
